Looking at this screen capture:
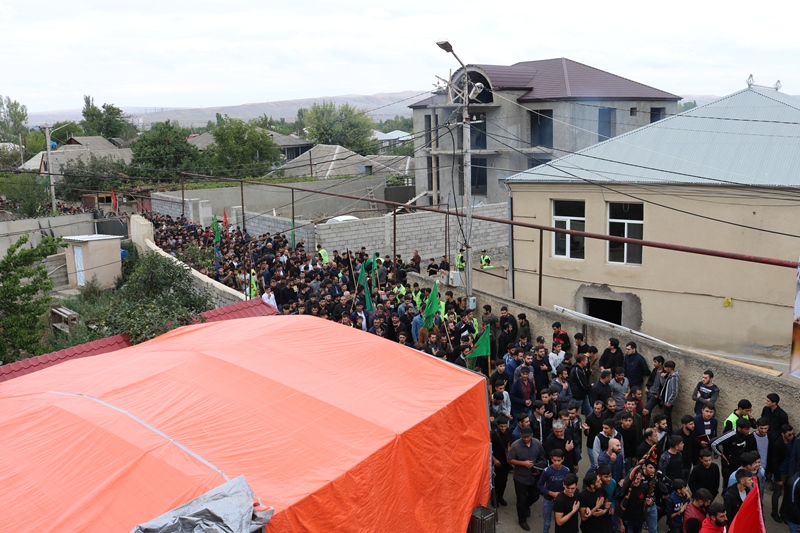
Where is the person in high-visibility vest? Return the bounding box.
[480,249,491,268]
[456,248,466,271]
[481,257,494,269]
[317,244,329,265]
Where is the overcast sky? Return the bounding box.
[3,0,797,113]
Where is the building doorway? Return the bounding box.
[584,297,622,325]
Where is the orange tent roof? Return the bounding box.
[0,316,489,532]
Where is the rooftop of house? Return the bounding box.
[502,86,800,188]
[410,57,680,108]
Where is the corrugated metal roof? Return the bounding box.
[66,136,119,151]
[503,87,800,187]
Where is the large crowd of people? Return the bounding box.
[145,213,800,533]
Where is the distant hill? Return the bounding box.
[27,91,429,128]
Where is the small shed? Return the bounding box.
[63,235,123,289]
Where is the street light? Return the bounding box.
[437,40,475,302]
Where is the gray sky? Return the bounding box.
[3,0,797,113]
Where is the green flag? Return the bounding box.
[250,269,259,298]
[213,215,220,243]
[467,329,492,359]
[356,265,373,311]
[423,281,440,330]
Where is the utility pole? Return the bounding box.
[45,126,56,212]
[437,40,476,301]
[462,72,473,301]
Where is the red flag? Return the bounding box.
[223,208,229,229]
[728,478,766,533]
[111,189,118,214]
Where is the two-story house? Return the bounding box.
[410,58,680,206]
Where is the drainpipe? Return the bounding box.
[500,178,514,299]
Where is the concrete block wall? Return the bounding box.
[129,215,154,255]
[0,213,95,258]
[150,177,389,219]
[407,272,800,427]
[316,203,509,262]
[145,239,244,308]
[232,208,317,247]
[151,193,211,226]
[44,253,68,288]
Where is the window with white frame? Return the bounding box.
[552,200,585,259]
[607,203,643,264]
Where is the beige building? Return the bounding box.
[502,86,800,357]
[63,235,123,289]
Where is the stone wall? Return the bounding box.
[408,272,799,426]
[315,203,509,262]
[144,239,245,308]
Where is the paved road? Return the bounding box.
[491,446,788,533]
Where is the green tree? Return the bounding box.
[24,130,46,157]
[377,115,413,134]
[129,120,199,181]
[0,234,65,362]
[57,154,128,202]
[0,96,29,141]
[249,114,296,135]
[105,252,212,343]
[0,173,51,216]
[207,115,282,177]
[81,95,137,139]
[678,100,698,113]
[304,101,378,155]
[81,95,103,136]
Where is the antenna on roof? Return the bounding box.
[746,75,782,92]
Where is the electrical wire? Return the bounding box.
[479,128,800,239]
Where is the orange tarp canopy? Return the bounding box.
[0,316,490,532]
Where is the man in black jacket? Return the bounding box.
[568,354,592,415]
[689,448,721,500]
[762,393,790,442]
[769,424,796,523]
[723,468,753,523]
[712,418,752,482]
[491,415,512,507]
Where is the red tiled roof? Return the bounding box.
[200,298,280,322]
[0,334,132,383]
[0,299,279,383]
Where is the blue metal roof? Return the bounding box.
[503,87,800,188]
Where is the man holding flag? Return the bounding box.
[212,214,221,276]
[466,325,492,377]
[726,470,767,533]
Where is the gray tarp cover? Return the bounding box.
[131,476,273,533]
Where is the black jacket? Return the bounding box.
[723,483,749,523]
[689,462,721,499]
[568,365,591,400]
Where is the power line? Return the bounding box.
[479,128,800,239]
